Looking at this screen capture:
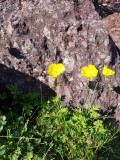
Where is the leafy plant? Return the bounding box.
[36,98,117,160]
[0,84,42,160]
[0,84,119,160]
[0,116,6,132]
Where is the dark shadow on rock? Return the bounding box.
[8,47,25,59]
[8,41,26,59]
[113,86,120,94]
[109,35,120,66]
[93,0,120,17]
[11,20,30,36]
[99,106,118,128]
[88,80,101,91]
[0,63,56,99]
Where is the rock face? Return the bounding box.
[0,0,119,109]
[103,13,120,49]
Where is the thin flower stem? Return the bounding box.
[0,136,36,140]
[42,141,54,160]
[91,81,99,105]
[83,80,89,108]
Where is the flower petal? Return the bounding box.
[102,65,115,76]
[81,64,98,79]
[48,63,65,78]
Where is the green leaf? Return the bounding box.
[24,152,33,160]
[0,145,5,155]
[90,105,100,111]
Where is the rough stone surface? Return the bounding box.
[0,0,120,111]
[103,13,120,49]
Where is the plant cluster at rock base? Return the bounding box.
[0,84,119,160]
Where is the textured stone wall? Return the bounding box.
[0,0,119,110]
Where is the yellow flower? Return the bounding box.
[102,65,115,76]
[48,63,65,78]
[81,64,98,79]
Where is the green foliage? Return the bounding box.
[0,116,6,132]
[97,131,120,160]
[0,84,119,160]
[36,99,113,160]
[0,84,42,160]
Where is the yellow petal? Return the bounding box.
[48,63,65,78]
[81,64,98,79]
[81,66,88,77]
[102,65,115,76]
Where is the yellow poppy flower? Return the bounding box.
[102,65,115,76]
[48,63,65,78]
[81,64,98,79]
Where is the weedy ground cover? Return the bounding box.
[0,84,119,160]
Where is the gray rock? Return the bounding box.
[0,0,119,110]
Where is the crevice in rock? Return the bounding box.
[92,0,120,17]
[73,0,79,12]
[61,95,66,101]
[88,80,101,91]
[113,86,120,94]
[55,47,63,63]
[109,35,120,65]
[42,37,48,51]
[65,25,70,32]
[8,42,25,59]
[75,14,81,20]
[11,19,30,36]
[77,24,82,32]
[63,74,70,85]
